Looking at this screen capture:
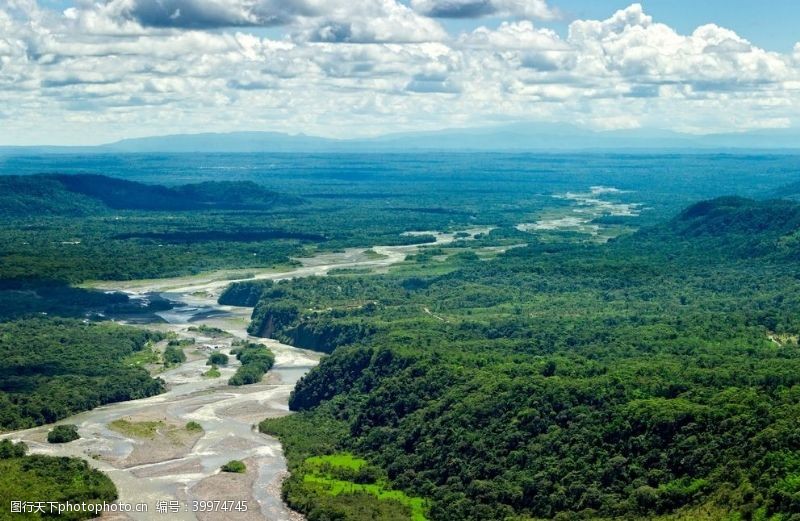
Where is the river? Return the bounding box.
[2,229,490,521]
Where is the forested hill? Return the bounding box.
[672,196,800,238]
[0,319,165,430]
[0,174,303,216]
[631,196,800,260]
[255,196,800,521]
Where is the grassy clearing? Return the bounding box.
[108,419,164,439]
[307,453,367,470]
[327,267,376,276]
[122,345,160,367]
[362,249,388,260]
[203,365,221,378]
[187,325,231,338]
[304,454,428,521]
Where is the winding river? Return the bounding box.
[2,230,489,521]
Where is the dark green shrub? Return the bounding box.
[221,460,246,473]
[163,345,186,366]
[47,424,80,444]
[207,352,229,366]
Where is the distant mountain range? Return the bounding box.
[2,123,799,154]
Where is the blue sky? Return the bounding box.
[438,1,800,53]
[2,1,799,145]
[549,1,800,52]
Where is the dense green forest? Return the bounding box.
[0,319,165,430]
[0,278,175,322]
[3,159,800,520]
[4,155,799,286]
[0,440,117,520]
[0,174,302,216]
[249,198,800,520]
[0,174,313,283]
[0,173,448,284]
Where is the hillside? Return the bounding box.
[673,197,800,237]
[252,198,800,520]
[0,319,165,430]
[0,174,303,216]
[0,439,117,521]
[0,175,314,282]
[0,175,106,217]
[634,196,800,260]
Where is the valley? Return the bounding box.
[5,2,800,519]
[2,155,800,520]
[1,229,475,520]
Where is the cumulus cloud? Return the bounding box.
[460,20,563,49]
[0,2,799,145]
[411,0,556,20]
[567,4,790,92]
[67,0,310,29]
[125,0,283,28]
[66,0,446,43]
[295,1,447,43]
[406,72,461,93]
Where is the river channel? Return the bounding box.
[2,230,488,520]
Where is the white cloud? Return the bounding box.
[0,2,798,145]
[295,1,447,43]
[565,4,792,94]
[460,21,563,50]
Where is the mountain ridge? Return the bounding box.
[0,174,303,216]
[2,123,799,153]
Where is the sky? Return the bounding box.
[1,0,799,145]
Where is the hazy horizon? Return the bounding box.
[3,124,800,152]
